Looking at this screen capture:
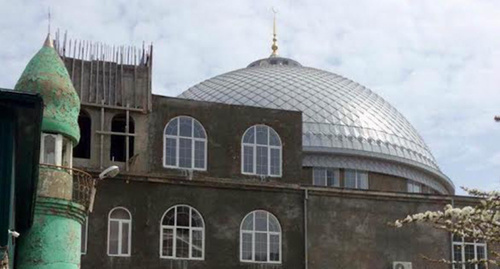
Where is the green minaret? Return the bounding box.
[14,34,85,269]
[15,35,80,143]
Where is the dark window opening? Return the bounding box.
[74,110,91,159]
[110,114,135,162]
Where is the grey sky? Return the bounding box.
[1,0,499,194]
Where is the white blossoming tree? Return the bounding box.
[393,188,499,267]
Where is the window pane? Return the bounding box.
[243,146,254,173]
[179,117,193,137]
[109,221,119,255]
[110,209,130,219]
[192,230,203,258]
[453,234,462,242]
[178,138,192,168]
[242,215,254,230]
[121,222,130,255]
[270,234,280,261]
[268,215,280,232]
[407,182,414,192]
[81,217,87,254]
[270,148,280,176]
[269,129,280,146]
[453,244,462,269]
[162,228,174,257]
[256,146,268,175]
[243,127,255,143]
[477,245,486,269]
[357,172,368,189]
[242,233,253,261]
[191,211,203,227]
[193,121,205,138]
[256,126,268,145]
[176,228,190,258]
[62,138,72,167]
[176,206,190,227]
[255,233,268,261]
[165,118,178,135]
[163,208,175,225]
[313,168,326,186]
[327,169,339,187]
[194,141,205,169]
[414,183,421,193]
[344,170,356,188]
[255,211,267,231]
[43,134,56,164]
[465,245,475,269]
[165,138,177,166]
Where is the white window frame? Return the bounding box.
[407,181,422,193]
[107,207,132,257]
[62,137,73,168]
[241,125,282,177]
[240,210,282,264]
[452,236,487,269]
[312,168,340,187]
[40,133,73,168]
[163,116,207,171]
[40,133,62,165]
[159,204,205,260]
[344,169,369,189]
[81,216,88,255]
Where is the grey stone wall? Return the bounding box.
[307,190,450,269]
[148,96,303,184]
[82,176,470,269]
[82,178,305,269]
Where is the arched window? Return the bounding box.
[160,205,204,260]
[107,207,132,256]
[74,110,91,159]
[241,125,282,177]
[163,116,207,170]
[110,114,135,162]
[240,210,281,263]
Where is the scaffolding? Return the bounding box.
[54,31,153,171]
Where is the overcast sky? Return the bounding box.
[1,0,500,195]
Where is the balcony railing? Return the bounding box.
[39,164,95,210]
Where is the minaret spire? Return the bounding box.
[271,8,278,57]
[44,7,54,48]
[48,7,51,35]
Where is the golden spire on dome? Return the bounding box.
[43,7,54,48]
[43,34,54,48]
[271,8,278,57]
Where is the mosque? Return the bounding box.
[3,22,488,269]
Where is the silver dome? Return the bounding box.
[179,57,454,193]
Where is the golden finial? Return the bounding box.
[43,7,54,48]
[271,8,278,57]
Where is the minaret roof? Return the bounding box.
[14,34,81,144]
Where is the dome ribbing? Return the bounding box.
[178,56,454,193]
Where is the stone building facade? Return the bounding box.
[49,35,488,269]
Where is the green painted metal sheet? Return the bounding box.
[16,198,86,269]
[14,36,81,144]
